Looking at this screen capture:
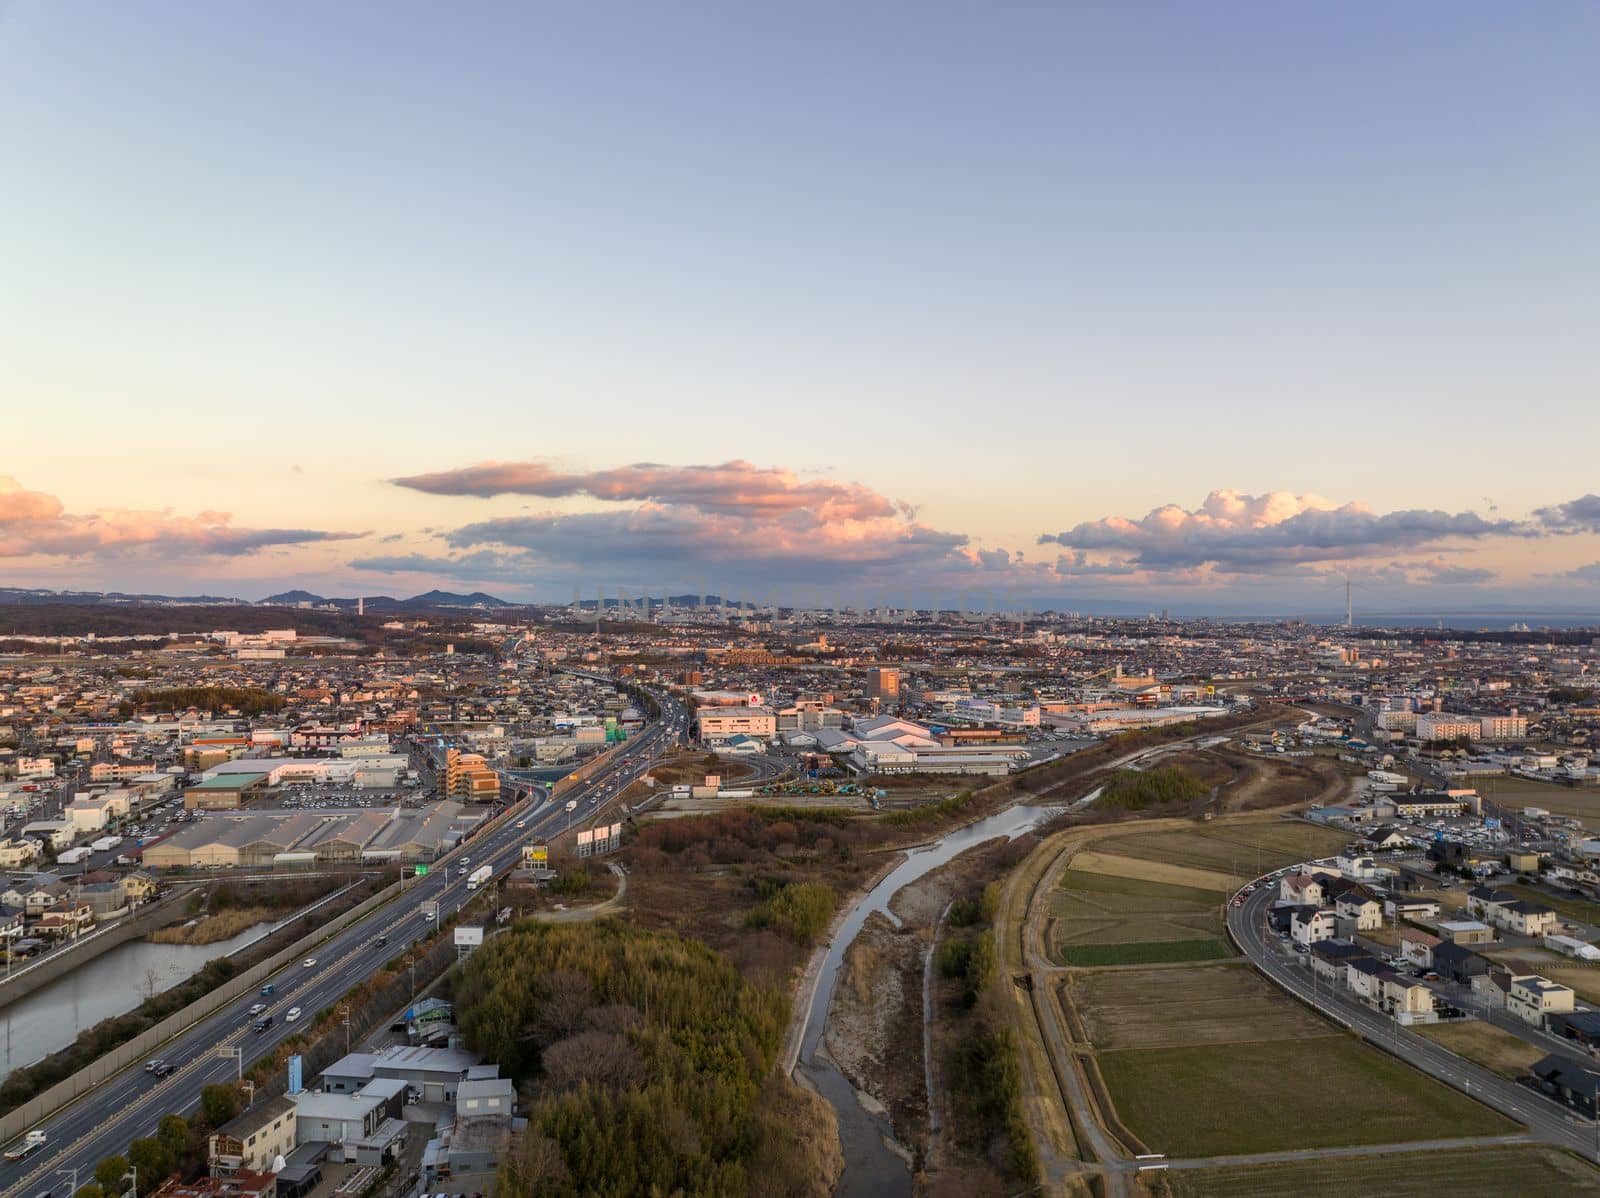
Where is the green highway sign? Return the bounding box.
[415,865,428,876]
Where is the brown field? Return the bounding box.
[1098,820,1350,879]
[1477,776,1600,830]
[1164,1145,1600,1198]
[1067,848,1240,892]
[1070,963,1334,1051]
[1415,1020,1546,1079]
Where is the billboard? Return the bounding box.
[522,842,549,866]
[454,926,484,947]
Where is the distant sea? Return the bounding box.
[1298,611,1600,631]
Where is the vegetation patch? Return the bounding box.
[1414,1020,1547,1080]
[458,920,831,1198]
[1072,963,1335,1051]
[117,685,286,717]
[1098,766,1211,811]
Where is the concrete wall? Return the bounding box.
[0,878,403,1146]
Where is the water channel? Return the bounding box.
[795,801,1064,1197]
[0,924,269,1077]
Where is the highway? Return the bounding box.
[1229,882,1600,1164]
[1,684,687,1197]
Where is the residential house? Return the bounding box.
[208,1095,295,1174]
[1309,939,1374,984]
[1291,907,1339,948]
[1466,886,1516,921]
[1335,887,1383,931]
[1550,1011,1600,1055]
[1280,874,1324,906]
[1500,900,1561,938]
[1507,975,1577,1026]
[1531,1054,1600,1117]
[1385,895,1442,922]
[1433,942,1490,984]
[1399,929,1440,969]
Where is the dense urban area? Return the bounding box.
[7,594,1600,1198]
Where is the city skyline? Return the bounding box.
[3,3,1597,612]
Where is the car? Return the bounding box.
[253,1016,273,1033]
[302,957,317,968]
[515,820,527,828]
[376,935,388,946]
[152,1062,176,1078]
[248,1002,267,1016]
[144,1058,165,1073]
[285,1006,302,1022]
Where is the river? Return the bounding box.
[0,925,269,1077]
[795,801,1064,1197]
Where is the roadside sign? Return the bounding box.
[414,864,428,876]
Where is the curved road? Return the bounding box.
[1230,881,1600,1163]
[2,687,687,1197]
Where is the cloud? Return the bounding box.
[0,476,363,560]
[1534,494,1600,534]
[1407,560,1498,585]
[1564,562,1600,583]
[1040,489,1518,571]
[392,459,904,521]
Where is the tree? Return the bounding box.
[200,1082,241,1127]
[127,1135,174,1195]
[75,1187,107,1198]
[157,1113,188,1156]
[94,1157,130,1191]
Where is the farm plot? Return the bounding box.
[1165,1145,1600,1198]
[1099,820,1350,879]
[1048,865,1227,965]
[1069,962,1334,1051]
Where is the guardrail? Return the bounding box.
[0,875,404,1146]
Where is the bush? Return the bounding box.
[1098,766,1210,811]
[745,880,837,945]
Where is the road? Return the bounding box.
[1,685,688,1197]
[1229,882,1600,1165]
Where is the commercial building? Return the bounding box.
[696,706,777,744]
[866,668,900,703]
[444,749,500,802]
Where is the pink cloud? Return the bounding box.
[0,475,364,560]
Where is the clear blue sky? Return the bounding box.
[2,2,1597,612]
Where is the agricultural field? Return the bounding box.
[1070,963,1331,1051]
[1097,1034,1516,1157]
[1048,867,1227,965]
[1507,881,1600,926]
[1163,1145,1600,1198]
[1414,1019,1546,1079]
[1098,819,1351,881]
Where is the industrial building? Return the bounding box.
[141,802,474,869]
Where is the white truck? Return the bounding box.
[91,834,123,852]
[466,864,492,890]
[57,846,93,866]
[4,1129,47,1161]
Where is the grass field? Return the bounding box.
[1415,1019,1546,1079]
[1072,963,1332,1050]
[1164,1145,1600,1198]
[1097,1036,1516,1157]
[1055,869,1222,907]
[1057,940,1228,966]
[1097,820,1350,879]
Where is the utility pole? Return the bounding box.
[338,1004,351,1056]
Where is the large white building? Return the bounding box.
[1416,712,1526,742]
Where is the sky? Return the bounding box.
[2,2,1598,616]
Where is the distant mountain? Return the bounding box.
[398,589,516,609]
[260,589,518,611]
[260,589,329,605]
[0,586,245,606]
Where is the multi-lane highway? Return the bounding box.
[1,685,687,1197]
[1229,881,1600,1163]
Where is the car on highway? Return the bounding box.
[151,1062,176,1078]
[302,957,317,968]
[252,1016,273,1032]
[375,935,388,946]
[144,1058,166,1073]
[248,1002,268,1016]
[285,1006,302,1022]
[260,983,275,995]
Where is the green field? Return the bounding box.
[1100,820,1350,878]
[1165,1145,1600,1198]
[1477,776,1600,830]
[1058,939,1228,967]
[1097,1036,1516,1157]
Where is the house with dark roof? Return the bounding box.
[1550,1010,1600,1053]
[1531,1054,1600,1117]
[1466,886,1516,920]
[1433,941,1489,984]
